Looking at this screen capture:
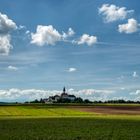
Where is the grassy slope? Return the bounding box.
[0,104,140,140]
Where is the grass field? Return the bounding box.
[0,105,93,117]
[0,104,140,140]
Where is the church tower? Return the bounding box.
[63,87,66,94]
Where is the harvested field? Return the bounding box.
[71,105,140,115]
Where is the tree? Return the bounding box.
[74,97,83,103]
[84,99,92,103]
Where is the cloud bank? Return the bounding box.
[0,88,115,102]
[3,88,140,102]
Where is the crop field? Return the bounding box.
[0,104,140,140]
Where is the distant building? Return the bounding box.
[61,87,76,101]
[45,87,76,103]
[67,95,76,101]
[54,95,60,102]
[61,87,69,99]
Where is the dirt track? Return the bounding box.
[71,105,140,115]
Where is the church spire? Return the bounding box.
[63,87,66,93]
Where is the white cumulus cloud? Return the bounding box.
[99,4,134,23]
[77,34,97,46]
[129,90,140,101]
[31,25,75,46]
[0,12,17,34]
[68,67,77,72]
[132,71,138,78]
[0,35,12,55]
[31,25,61,46]
[8,65,18,71]
[130,90,140,95]
[135,90,140,95]
[118,18,139,34]
[62,28,75,39]
[0,12,17,55]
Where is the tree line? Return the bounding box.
[26,98,140,104]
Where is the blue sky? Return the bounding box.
[0,0,140,102]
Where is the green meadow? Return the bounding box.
[0,104,140,140]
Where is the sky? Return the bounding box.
[0,0,140,102]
